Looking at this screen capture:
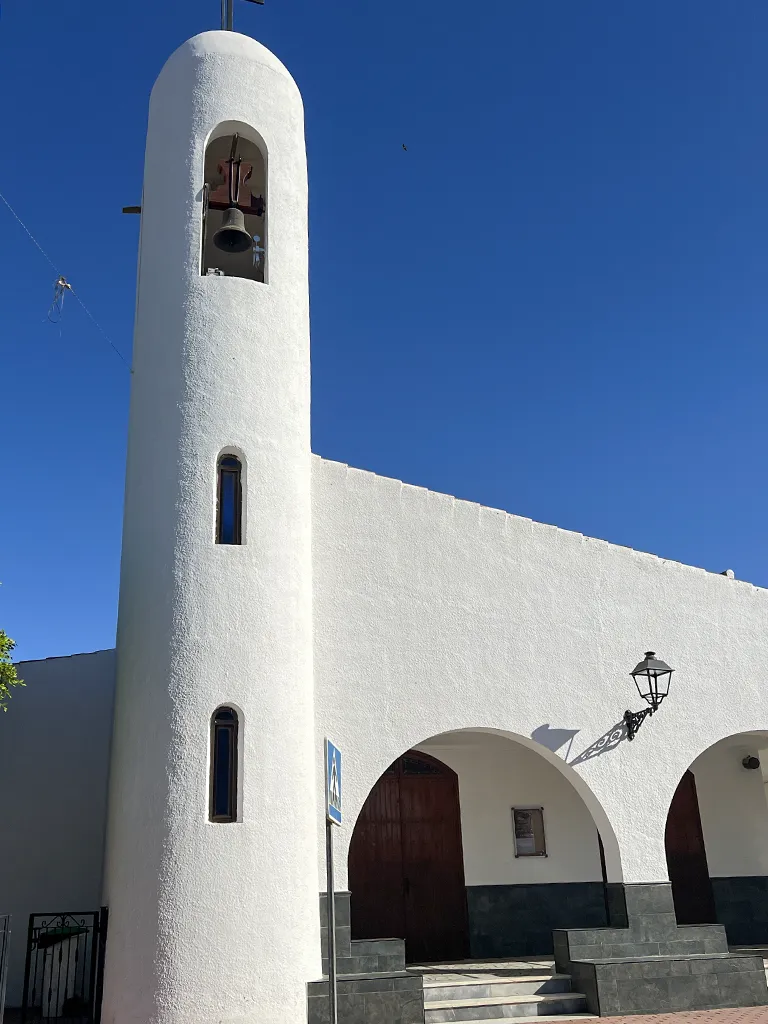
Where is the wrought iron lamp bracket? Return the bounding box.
[624,706,654,741]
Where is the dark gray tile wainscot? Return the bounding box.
[467,881,608,957]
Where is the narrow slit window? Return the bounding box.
[216,455,242,544]
[210,707,238,822]
[512,807,547,857]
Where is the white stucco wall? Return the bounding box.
[0,651,115,1007]
[419,732,603,886]
[691,733,768,878]
[102,31,319,1024]
[310,456,768,889]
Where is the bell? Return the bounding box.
[213,207,252,254]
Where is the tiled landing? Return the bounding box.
[409,959,592,1022]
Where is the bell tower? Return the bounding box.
[102,30,319,1024]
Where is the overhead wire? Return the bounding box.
[0,188,132,371]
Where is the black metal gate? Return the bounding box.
[21,909,108,1024]
[0,915,11,1023]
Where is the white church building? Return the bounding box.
[4,27,768,1024]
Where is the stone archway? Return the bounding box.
[347,729,624,963]
[664,730,768,946]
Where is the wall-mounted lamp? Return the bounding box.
[624,652,674,741]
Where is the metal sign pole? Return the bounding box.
[325,820,338,1024]
[324,739,342,1024]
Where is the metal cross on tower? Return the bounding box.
[221,0,264,31]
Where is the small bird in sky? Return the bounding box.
[402,143,407,151]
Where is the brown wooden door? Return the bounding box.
[348,751,469,963]
[347,766,406,945]
[665,770,717,924]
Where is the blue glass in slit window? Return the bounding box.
[220,472,237,543]
[214,726,232,818]
[217,455,241,545]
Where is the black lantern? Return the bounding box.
[630,651,674,711]
[624,651,674,741]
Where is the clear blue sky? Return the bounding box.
[2,0,768,662]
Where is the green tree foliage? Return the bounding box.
[0,631,23,711]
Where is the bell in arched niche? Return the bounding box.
[202,130,267,282]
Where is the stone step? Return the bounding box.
[451,1017,595,1024]
[424,991,588,1023]
[423,974,574,1001]
[411,960,556,976]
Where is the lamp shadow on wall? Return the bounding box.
[529,721,628,765]
[569,721,628,765]
[530,724,580,759]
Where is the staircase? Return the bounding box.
[410,959,593,1022]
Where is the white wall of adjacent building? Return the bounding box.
[0,651,115,1007]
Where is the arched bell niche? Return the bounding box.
[202,121,267,283]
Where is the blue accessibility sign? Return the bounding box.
[325,739,342,825]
